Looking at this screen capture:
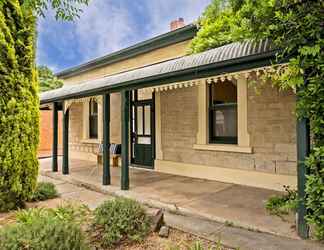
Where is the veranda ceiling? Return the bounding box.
[40,39,275,104]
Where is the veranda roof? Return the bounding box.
[40,39,275,104]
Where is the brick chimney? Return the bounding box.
[170,18,185,31]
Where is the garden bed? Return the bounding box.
[0,195,232,250]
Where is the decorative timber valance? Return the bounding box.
[141,64,287,93]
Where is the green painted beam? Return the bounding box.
[52,102,58,172]
[102,93,111,185]
[121,90,130,190]
[296,116,310,239]
[62,107,69,175]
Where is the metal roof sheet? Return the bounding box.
[40,39,274,104]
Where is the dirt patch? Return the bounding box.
[111,229,231,250]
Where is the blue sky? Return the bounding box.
[37,0,211,73]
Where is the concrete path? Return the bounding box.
[39,174,323,250]
[38,175,113,210]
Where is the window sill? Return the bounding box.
[81,139,100,144]
[193,144,253,154]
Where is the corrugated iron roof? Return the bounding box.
[40,39,274,104]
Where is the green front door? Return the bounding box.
[131,95,155,169]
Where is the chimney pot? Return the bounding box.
[170,18,185,31]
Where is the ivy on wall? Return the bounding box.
[190,0,324,238]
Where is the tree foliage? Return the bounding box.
[0,0,88,211]
[38,65,63,92]
[0,0,39,211]
[24,0,90,21]
[191,0,324,238]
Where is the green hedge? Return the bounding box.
[0,1,39,211]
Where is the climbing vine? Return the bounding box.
[191,0,324,238]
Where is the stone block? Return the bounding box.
[254,159,276,173]
[274,143,296,154]
[276,161,297,175]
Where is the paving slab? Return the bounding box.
[55,182,85,195]
[38,175,66,185]
[165,212,323,250]
[62,189,112,210]
[183,185,296,238]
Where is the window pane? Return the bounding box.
[89,116,98,138]
[138,136,151,144]
[89,100,98,139]
[209,80,238,144]
[90,100,98,115]
[132,106,135,133]
[210,80,237,105]
[212,105,237,138]
[144,105,151,135]
[137,106,143,135]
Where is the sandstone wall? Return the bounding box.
[160,83,297,175]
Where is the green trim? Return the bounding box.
[56,24,198,79]
[102,93,111,185]
[121,90,130,190]
[52,102,58,172]
[41,52,277,104]
[62,107,69,175]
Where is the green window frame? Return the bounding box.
[208,83,238,144]
[89,100,98,139]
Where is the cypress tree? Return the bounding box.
[0,0,39,211]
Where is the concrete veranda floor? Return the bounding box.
[40,157,297,239]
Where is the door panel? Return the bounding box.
[131,92,155,169]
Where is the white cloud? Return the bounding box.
[144,0,211,36]
[73,0,134,61]
[36,0,212,71]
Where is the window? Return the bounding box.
[209,80,237,144]
[89,100,98,139]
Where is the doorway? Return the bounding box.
[130,90,155,169]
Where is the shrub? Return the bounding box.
[15,203,89,225]
[53,203,90,224]
[305,147,324,240]
[15,207,50,224]
[92,197,150,248]
[265,185,298,216]
[0,207,90,250]
[29,182,58,201]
